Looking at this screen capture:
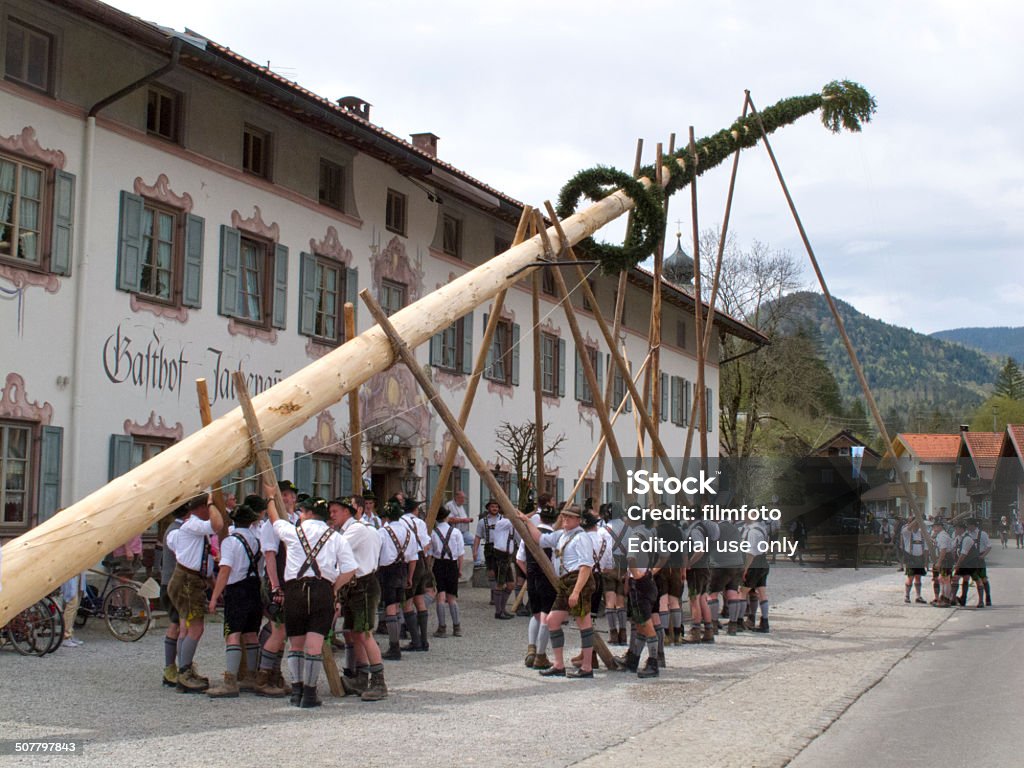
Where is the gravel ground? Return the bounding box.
[0,561,947,767]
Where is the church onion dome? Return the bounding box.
[664,233,694,285]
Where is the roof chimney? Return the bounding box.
[960,424,970,432]
[411,132,440,157]
[337,96,371,121]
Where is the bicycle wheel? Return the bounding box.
[4,602,48,656]
[103,585,151,641]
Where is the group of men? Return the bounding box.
[158,480,472,708]
[901,515,993,608]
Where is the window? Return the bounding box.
[540,332,564,397]
[130,436,171,468]
[237,237,271,324]
[706,386,714,433]
[312,454,338,500]
[0,154,43,264]
[146,86,180,143]
[574,346,602,405]
[611,359,632,412]
[1,421,31,527]
[118,192,202,308]
[542,474,559,500]
[318,159,344,211]
[494,237,511,256]
[676,319,687,349]
[299,253,357,345]
[218,224,288,329]
[541,268,556,296]
[430,312,473,374]
[379,279,406,317]
[485,318,519,386]
[670,375,689,426]
[4,18,53,93]
[221,450,283,502]
[442,214,461,258]
[582,279,596,311]
[386,189,406,236]
[242,125,270,178]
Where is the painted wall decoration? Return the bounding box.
[302,409,349,456]
[371,234,423,303]
[0,373,53,424]
[123,411,183,441]
[360,366,431,451]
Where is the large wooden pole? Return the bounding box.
[688,127,709,468]
[358,288,618,668]
[425,207,534,532]
[196,378,230,543]
[531,219,545,504]
[344,302,363,495]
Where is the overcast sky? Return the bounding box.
[107,0,1023,334]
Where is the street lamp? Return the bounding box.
[401,459,422,499]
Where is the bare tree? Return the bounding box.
[494,421,567,509]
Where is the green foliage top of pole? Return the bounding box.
[556,80,876,275]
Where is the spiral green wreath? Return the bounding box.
[555,80,875,275]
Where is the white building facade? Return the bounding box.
[0,0,764,548]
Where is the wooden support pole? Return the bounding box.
[688,127,709,470]
[542,203,677,481]
[534,210,632,495]
[532,221,545,503]
[344,303,362,495]
[649,142,665,440]
[745,91,928,535]
[425,207,534,532]
[232,371,342,697]
[358,288,618,669]
[196,378,230,543]
[592,271,629,506]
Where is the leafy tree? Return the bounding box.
[969,395,1024,433]
[494,421,566,510]
[993,357,1024,400]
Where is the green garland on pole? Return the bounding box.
[556,80,876,275]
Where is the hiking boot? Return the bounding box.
[683,626,704,644]
[402,642,425,652]
[162,664,178,688]
[382,643,402,661]
[756,618,770,634]
[672,629,683,646]
[175,666,208,694]
[532,653,552,670]
[525,644,537,668]
[915,597,927,604]
[452,624,462,637]
[290,682,304,707]
[637,658,659,679]
[252,669,286,698]
[616,628,628,645]
[658,650,666,667]
[237,671,256,692]
[207,672,240,699]
[702,626,716,644]
[743,617,756,631]
[539,666,566,677]
[726,621,738,636]
[189,664,209,687]
[299,684,322,709]
[361,671,388,702]
[615,650,639,673]
[566,667,593,678]
[340,672,364,697]
[495,611,515,620]
[271,671,286,691]
[433,626,447,638]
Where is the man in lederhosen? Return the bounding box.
[473,499,502,607]
[930,518,955,607]
[399,498,433,651]
[616,516,662,678]
[266,490,357,708]
[487,500,517,620]
[167,494,223,693]
[377,499,416,660]
[516,503,558,670]
[207,501,264,698]
[430,504,465,638]
[573,509,613,670]
[329,496,388,701]
[159,501,189,688]
[710,517,745,635]
[518,504,597,679]
[683,518,719,644]
[601,503,630,645]
[741,519,772,632]
[900,516,927,605]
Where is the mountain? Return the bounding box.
[929,327,1024,363]
[774,292,998,415]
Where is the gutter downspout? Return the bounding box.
[87,38,182,118]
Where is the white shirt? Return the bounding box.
[176,516,215,576]
[444,500,469,534]
[378,521,415,566]
[341,517,382,578]
[539,527,594,576]
[901,527,925,556]
[220,527,264,585]
[588,528,615,571]
[260,510,299,554]
[517,523,553,563]
[934,529,953,556]
[491,516,516,554]
[274,518,357,583]
[400,513,430,556]
[430,522,466,561]
[475,514,501,544]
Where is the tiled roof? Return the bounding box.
[962,431,1003,480]
[894,434,960,463]
[1008,425,1024,457]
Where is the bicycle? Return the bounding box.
[1,593,64,656]
[76,567,152,641]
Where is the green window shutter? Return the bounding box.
[479,475,487,511]
[460,468,470,508]
[38,426,63,522]
[51,171,75,276]
[510,473,519,506]
[183,214,204,308]
[605,482,614,504]
[595,349,603,397]
[340,456,353,496]
[483,313,494,380]
[429,331,443,365]
[575,479,583,505]
[218,225,242,317]
[345,267,358,335]
[511,323,521,386]
[461,311,474,374]
[108,434,134,480]
[426,465,440,507]
[116,191,144,292]
[556,477,564,503]
[557,338,566,397]
[671,376,681,425]
[298,252,317,336]
[291,452,310,493]
[574,347,584,401]
[660,372,669,422]
[706,387,714,433]
[272,243,289,329]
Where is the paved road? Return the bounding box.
[788,545,1024,768]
